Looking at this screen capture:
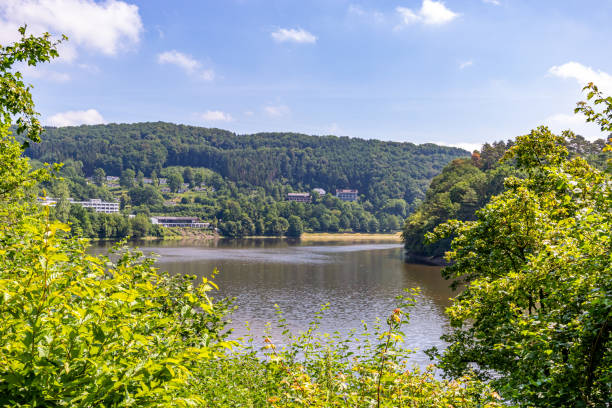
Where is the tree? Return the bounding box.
[136,169,144,186]
[168,171,183,193]
[427,125,611,406]
[52,180,71,222]
[151,169,159,186]
[93,167,105,186]
[128,185,163,207]
[193,169,204,187]
[286,215,303,237]
[183,167,193,186]
[120,168,135,188]
[0,27,235,406]
[130,213,150,238]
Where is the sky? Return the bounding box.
[2,0,612,151]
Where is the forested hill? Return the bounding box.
[26,122,468,206]
[402,134,610,263]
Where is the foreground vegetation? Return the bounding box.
[2,27,610,407]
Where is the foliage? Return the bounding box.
[0,26,240,407]
[0,28,62,199]
[402,144,516,260]
[193,291,506,407]
[26,122,468,207]
[402,135,608,261]
[426,126,611,406]
[0,207,234,405]
[286,215,303,237]
[0,26,65,147]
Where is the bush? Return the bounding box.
[192,290,506,407]
[0,201,234,405]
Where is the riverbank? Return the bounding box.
[90,231,402,243]
[300,232,402,242]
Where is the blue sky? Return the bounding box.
[2,0,612,150]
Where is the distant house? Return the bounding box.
[142,178,153,184]
[106,176,119,182]
[160,187,171,193]
[150,216,209,228]
[335,189,358,202]
[158,178,168,185]
[313,188,326,196]
[287,192,311,203]
[39,197,120,213]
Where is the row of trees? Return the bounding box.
[40,158,409,238]
[143,179,407,237]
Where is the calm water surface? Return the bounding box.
[91,239,454,366]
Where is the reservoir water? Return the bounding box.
[91,238,454,366]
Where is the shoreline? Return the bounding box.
[299,232,402,242]
[89,231,402,243]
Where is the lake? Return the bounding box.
[91,238,454,366]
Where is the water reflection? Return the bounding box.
[90,239,455,366]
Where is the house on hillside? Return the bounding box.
[287,192,311,203]
[39,198,120,213]
[335,189,358,202]
[150,216,209,228]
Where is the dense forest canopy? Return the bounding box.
[25,122,468,207]
[402,134,609,261]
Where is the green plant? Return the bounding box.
[427,124,611,406]
[192,290,506,407]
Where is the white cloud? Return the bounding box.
[0,0,143,61]
[199,110,233,122]
[348,4,366,16]
[482,0,501,5]
[549,62,612,94]
[264,105,290,117]
[397,0,459,27]
[348,4,385,23]
[48,109,105,127]
[271,28,317,44]
[157,50,215,81]
[459,60,473,69]
[544,112,603,141]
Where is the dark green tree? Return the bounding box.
[286,215,303,237]
[168,171,183,193]
[92,168,105,186]
[120,168,135,188]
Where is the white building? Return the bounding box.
[287,192,311,202]
[335,189,359,202]
[39,197,120,213]
[313,188,326,196]
[150,216,209,228]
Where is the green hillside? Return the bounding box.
[26,122,468,207]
